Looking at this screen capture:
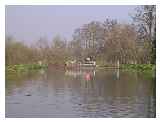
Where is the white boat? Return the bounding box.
[80,61,96,67]
[65,57,96,68]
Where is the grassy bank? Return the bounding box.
[120,64,155,71]
[6,63,155,72]
[6,64,48,72]
[96,61,155,71]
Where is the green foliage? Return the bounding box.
[121,64,155,71]
[6,64,48,73]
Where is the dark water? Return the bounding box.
[6,68,156,118]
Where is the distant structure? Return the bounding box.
[80,57,96,67]
[65,57,96,69]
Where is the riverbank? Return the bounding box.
[6,63,155,73]
[120,64,155,71]
[6,64,48,72]
[96,61,155,70]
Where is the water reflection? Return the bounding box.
[6,68,156,117]
[65,68,96,78]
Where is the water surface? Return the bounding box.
[6,68,156,117]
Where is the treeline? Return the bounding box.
[6,36,70,66]
[6,5,156,66]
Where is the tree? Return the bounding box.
[50,35,69,65]
[103,24,138,64]
[6,36,38,65]
[132,5,156,64]
[72,21,104,60]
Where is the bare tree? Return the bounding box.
[132,5,156,64]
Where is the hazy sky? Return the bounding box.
[6,5,137,43]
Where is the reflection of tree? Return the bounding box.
[6,68,155,117]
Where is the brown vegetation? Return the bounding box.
[6,5,156,66]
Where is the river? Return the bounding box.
[6,68,156,117]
